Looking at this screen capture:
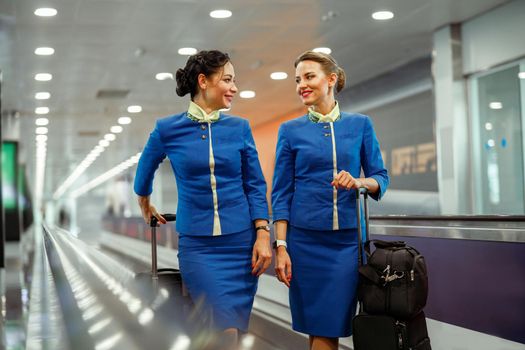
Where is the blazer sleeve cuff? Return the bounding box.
[250,208,270,222]
[369,175,387,201]
[134,187,153,197]
[271,211,290,223]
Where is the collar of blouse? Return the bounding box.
[187,100,221,123]
[308,101,341,123]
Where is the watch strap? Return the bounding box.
[273,239,287,249]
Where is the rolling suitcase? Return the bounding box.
[352,188,431,350]
[134,214,185,297]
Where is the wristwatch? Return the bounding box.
[255,224,271,233]
[272,239,287,250]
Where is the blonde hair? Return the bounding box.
[294,50,346,93]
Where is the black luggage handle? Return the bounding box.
[150,213,176,280]
[150,213,176,227]
[356,188,369,268]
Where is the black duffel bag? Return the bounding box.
[357,239,428,320]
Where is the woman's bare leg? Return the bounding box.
[309,336,338,350]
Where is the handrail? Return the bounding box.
[371,215,525,222]
[369,216,525,243]
[35,224,216,349]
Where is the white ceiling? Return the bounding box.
[0,0,510,200]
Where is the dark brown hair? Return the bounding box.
[175,50,231,99]
[294,50,346,93]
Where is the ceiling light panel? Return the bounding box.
[35,127,48,135]
[489,102,503,109]
[178,48,197,56]
[155,72,174,80]
[127,105,142,113]
[372,11,394,20]
[35,92,51,100]
[35,47,55,56]
[104,133,116,141]
[35,107,49,114]
[118,117,132,125]
[110,125,123,133]
[270,72,288,80]
[240,90,256,99]
[35,73,52,81]
[35,118,49,126]
[34,8,57,17]
[210,10,232,19]
[313,47,332,54]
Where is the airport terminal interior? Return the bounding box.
[0,0,524,349]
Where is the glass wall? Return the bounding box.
[471,61,525,214]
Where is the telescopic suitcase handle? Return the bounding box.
[356,188,369,268]
[150,213,176,227]
[150,214,176,279]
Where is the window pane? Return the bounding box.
[477,65,524,214]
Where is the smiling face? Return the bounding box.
[295,60,337,107]
[200,61,238,110]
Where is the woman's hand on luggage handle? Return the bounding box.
[331,170,363,190]
[252,220,272,277]
[275,248,292,288]
[137,195,166,226]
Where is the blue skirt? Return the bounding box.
[288,226,359,337]
[177,229,257,332]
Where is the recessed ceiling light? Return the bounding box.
[99,140,110,147]
[35,92,51,100]
[104,133,116,141]
[519,72,525,79]
[110,125,123,133]
[240,90,256,99]
[489,102,503,110]
[155,72,174,80]
[36,135,48,142]
[271,72,288,80]
[210,10,232,19]
[487,139,495,147]
[485,122,493,130]
[372,11,394,20]
[35,118,49,126]
[127,105,142,113]
[313,47,332,54]
[118,116,132,125]
[178,47,197,56]
[35,127,48,135]
[34,8,57,17]
[35,73,52,81]
[35,107,49,115]
[35,47,55,56]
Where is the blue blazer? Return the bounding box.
[134,112,269,236]
[271,112,389,230]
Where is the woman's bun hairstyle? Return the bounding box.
[175,50,230,99]
[175,68,190,97]
[335,66,346,93]
[294,50,346,94]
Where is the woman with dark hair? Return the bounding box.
[271,51,389,350]
[134,50,271,342]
